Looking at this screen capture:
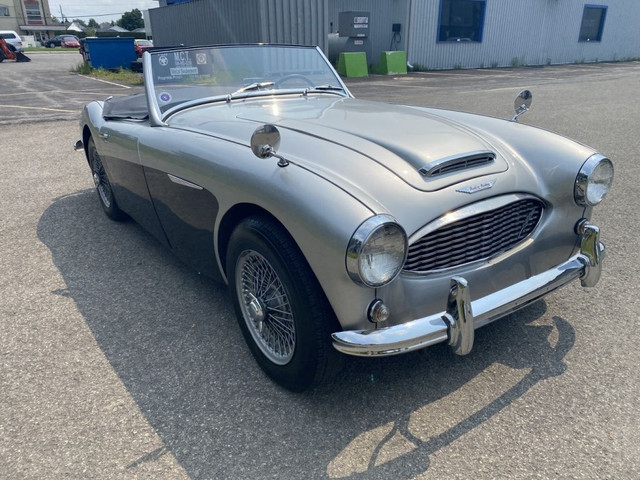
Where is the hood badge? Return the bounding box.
[456,179,496,194]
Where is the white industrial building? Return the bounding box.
[148,0,640,70]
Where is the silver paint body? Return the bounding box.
[78,45,602,349]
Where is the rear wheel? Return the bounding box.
[87,137,126,221]
[227,215,343,391]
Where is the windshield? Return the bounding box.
[146,44,346,116]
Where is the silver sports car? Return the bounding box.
[75,44,613,391]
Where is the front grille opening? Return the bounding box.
[404,199,543,273]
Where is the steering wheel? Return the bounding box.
[274,74,315,88]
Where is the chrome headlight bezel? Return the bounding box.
[346,215,408,288]
[574,154,614,207]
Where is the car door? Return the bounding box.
[137,127,222,280]
[96,121,170,248]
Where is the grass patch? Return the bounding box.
[72,62,143,86]
[26,47,78,53]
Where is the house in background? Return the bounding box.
[0,0,65,44]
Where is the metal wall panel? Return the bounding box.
[149,0,263,47]
[260,0,329,52]
[149,0,328,52]
[407,0,640,70]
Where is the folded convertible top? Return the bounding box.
[103,93,149,120]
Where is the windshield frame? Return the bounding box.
[143,44,352,126]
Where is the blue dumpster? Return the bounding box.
[85,37,136,70]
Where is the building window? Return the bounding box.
[438,0,487,43]
[579,5,607,42]
[0,5,9,16]
[24,0,43,24]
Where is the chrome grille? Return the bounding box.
[404,199,543,273]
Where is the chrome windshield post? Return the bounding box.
[143,51,168,127]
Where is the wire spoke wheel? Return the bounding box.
[91,153,112,208]
[86,137,125,221]
[236,250,296,365]
[227,215,343,390]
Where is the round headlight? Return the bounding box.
[346,215,407,288]
[575,154,614,206]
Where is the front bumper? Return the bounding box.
[332,222,604,357]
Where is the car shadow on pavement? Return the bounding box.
[38,189,575,480]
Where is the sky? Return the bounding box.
[50,0,160,24]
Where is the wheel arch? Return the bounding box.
[217,203,294,279]
[82,125,92,165]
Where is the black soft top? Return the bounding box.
[102,93,148,120]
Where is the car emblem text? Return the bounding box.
[456,179,496,194]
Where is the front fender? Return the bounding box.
[137,126,378,331]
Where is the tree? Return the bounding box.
[117,9,144,31]
[88,18,99,29]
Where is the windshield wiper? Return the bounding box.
[226,82,275,102]
[304,85,344,94]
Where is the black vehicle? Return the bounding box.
[43,35,79,48]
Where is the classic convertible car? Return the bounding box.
[75,44,613,391]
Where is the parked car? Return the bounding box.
[0,30,24,52]
[43,35,80,48]
[134,39,153,57]
[75,44,613,391]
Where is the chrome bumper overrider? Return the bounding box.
[332,222,604,357]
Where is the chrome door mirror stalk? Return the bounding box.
[250,124,290,167]
[512,89,533,122]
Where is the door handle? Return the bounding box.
[99,132,110,141]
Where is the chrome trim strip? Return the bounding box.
[168,174,203,190]
[315,45,354,98]
[418,150,495,177]
[332,223,604,357]
[407,193,540,245]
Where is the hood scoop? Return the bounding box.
[419,151,496,177]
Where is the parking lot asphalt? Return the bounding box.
[1,53,639,479]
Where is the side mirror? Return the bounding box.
[512,90,532,122]
[250,125,289,167]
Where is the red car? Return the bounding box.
[134,39,153,57]
[62,36,80,48]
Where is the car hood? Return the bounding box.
[233,97,509,192]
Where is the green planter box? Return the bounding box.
[378,51,407,75]
[337,52,368,78]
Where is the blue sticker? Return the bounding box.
[159,92,171,103]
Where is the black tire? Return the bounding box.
[87,137,126,221]
[227,215,343,392]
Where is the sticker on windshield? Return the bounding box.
[170,67,199,76]
[158,92,172,103]
[153,50,215,83]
